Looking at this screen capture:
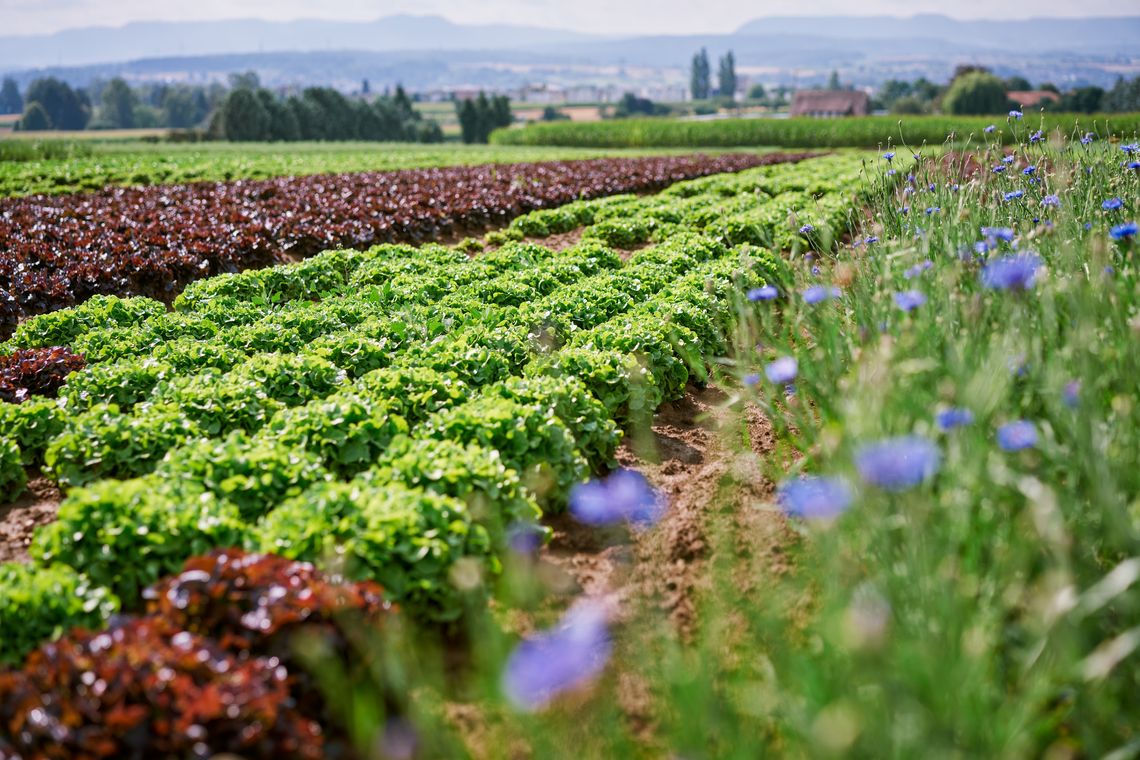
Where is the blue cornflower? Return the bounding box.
[747,284,779,301]
[864,236,879,244]
[800,223,815,234]
[1009,110,1023,119]
[1023,165,1036,175]
[1029,130,1043,143]
[811,265,821,276]
[925,206,940,215]
[936,408,975,431]
[569,469,664,526]
[1123,143,1139,154]
[765,356,798,384]
[974,240,991,255]
[883,151,896,161]
[1062,380,1081,409]
[997,420,1038,451]
[1004,190,1025,202]
[1002,155,1016,165]
[854,436,941,491]
[981,226,1016,242]
[743,373,761,387]
[506,522,546,555]
[1041,194,1061,208]
[907,174,916,184]
[1111,222,1138,241]
[904,260,932,279]
[503,602,611,711]
[980,253,1042,291]
[777,476,853,520]
[1129,161,1140,170]
[984,124,996,134]
[992,165,1007,174]
[803,285,840,304]
[1081,132,1095,145]
[894,290,926,312]
[1103,198,1123,211]
[886,168,897,176]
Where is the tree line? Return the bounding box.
[2,74,530,143]
[875,68,1140,116]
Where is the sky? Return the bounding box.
[1,0,1135,36]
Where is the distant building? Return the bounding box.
[790,90,871,118]
[1007,90,1061,109]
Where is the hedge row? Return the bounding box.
[490,113,1140,149]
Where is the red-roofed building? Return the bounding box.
[790,90,871,118]
[1007,90,1061,109]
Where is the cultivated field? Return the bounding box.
[0,139,772,198]
[0,123,1138,757]
[492,112,1140,149]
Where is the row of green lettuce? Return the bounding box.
[0,153,867,666]
[490,113,1140,150]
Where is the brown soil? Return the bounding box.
[0,476,61,563]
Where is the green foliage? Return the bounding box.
[45,402,201,487]
[525,347,659,421]
[353,366,469,425]
[0,438,26,502]
[482,374,622,473]
[255,481,493,621]
[366,436,544,541]
[156,431,332,520]
[491,113,1140,148]
[59,357,174,411]
[942,72,1014,115]
[0,398,65,467]
[0,563,120,666]
[228,352,347,407]
[574,315,703,402]
[31,476,246,601]
[257,393,408,477]
[10,295,166,349]
[153,370,283,437]
[421,396,588,509]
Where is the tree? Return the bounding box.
[941,72,1013,115]
[1039,82,1060,94]
[890,96,927,115]
[228,71,260,91]
[220,88,270,141]
[162,86,204,128]
[361,78,371,96]
[1104,75,1140,113]
[455,92,512,143]
[1003,75,1033,91]
[827,70,842,90]
[748,83,766,101]
[718,51,737,99]
[100,78,136,129]
[0,78,22,115]
[24,78,89,130]
[877,79,912,110]
[1052,86,1104,114]
[457,98,479,144]
[613,93,669,118]
[690,48,710,100]
[17,101,51,131]
[541,106,570,121]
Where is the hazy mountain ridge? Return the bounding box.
[2,14,1136,92]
